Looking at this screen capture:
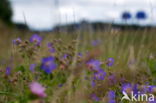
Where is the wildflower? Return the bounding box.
[30,34,42,45]
[91,40,101,46]
[122,83,133,94]
[6,67,11,75]
[49,48,55,53]
[47,42,55,53]
[108,91,116,103]
[12,38,22,45]
[47,42,53,48]
[86,59,102,72]
[91,94,100,102]
[29,82,47,98]
[62,54,68,59]
[106,58,114,67]
[93,69,106,80]
[147,85,156,93]
[133,84,139,94]
[41,56,57,74]
[29,64,36,72]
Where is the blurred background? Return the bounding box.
[0,0,156,31]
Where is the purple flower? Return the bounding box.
[49,48,56,53]
[91,94,100,102]
[47,43,55,53]
[147,85,156,93]
[122,83,140,98]
[47,42,53,48]
[62,54,68,59]
[87,59,102,71]
[6,67,11,75]
[91,40,101,46]
[30,34,42,45]
[122,83,133,94]
[106,58,114,67]
[41,56,57,74]
[93,69,106,80]
[108,91,116,103]
[12,38,22,45]
[29,82,47,98]
[133,84,139,95]
[29,64,36,72]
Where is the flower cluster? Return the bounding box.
[13,34,42,59]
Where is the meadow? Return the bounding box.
[0,26,156,103]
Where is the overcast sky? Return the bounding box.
[10,0,156,30]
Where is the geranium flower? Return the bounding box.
[29,82,47,98]
[30,34,42,45]
[41,56,57,74]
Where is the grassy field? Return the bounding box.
[0,26,156,103]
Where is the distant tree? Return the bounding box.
[0,0,13,25]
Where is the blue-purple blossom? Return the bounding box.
[49,48,56,53]
[147,85,156,93]
[62,54,68,59]
[106,58,114,67]
[91,40,101,46]
[133,84,139,95]
[47,42,53,48]
[6,67,11,75]
[91,94,100,102]
[29,64,36,72]
[122,83,139,97]
[30,34,42,45]
[47,43,55,53]
[41,56,57,74]
[12,38,22,45]
[122,83,132,93]
[93,69,106,80]
[108,91,116,103]
[87,59,102,71]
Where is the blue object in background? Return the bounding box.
[122,12,132,20]
[136,11,147,20]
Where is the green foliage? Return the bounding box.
[0,0,13,25]
[146,58,156,76]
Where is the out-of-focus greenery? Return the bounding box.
[0,0,13,25]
